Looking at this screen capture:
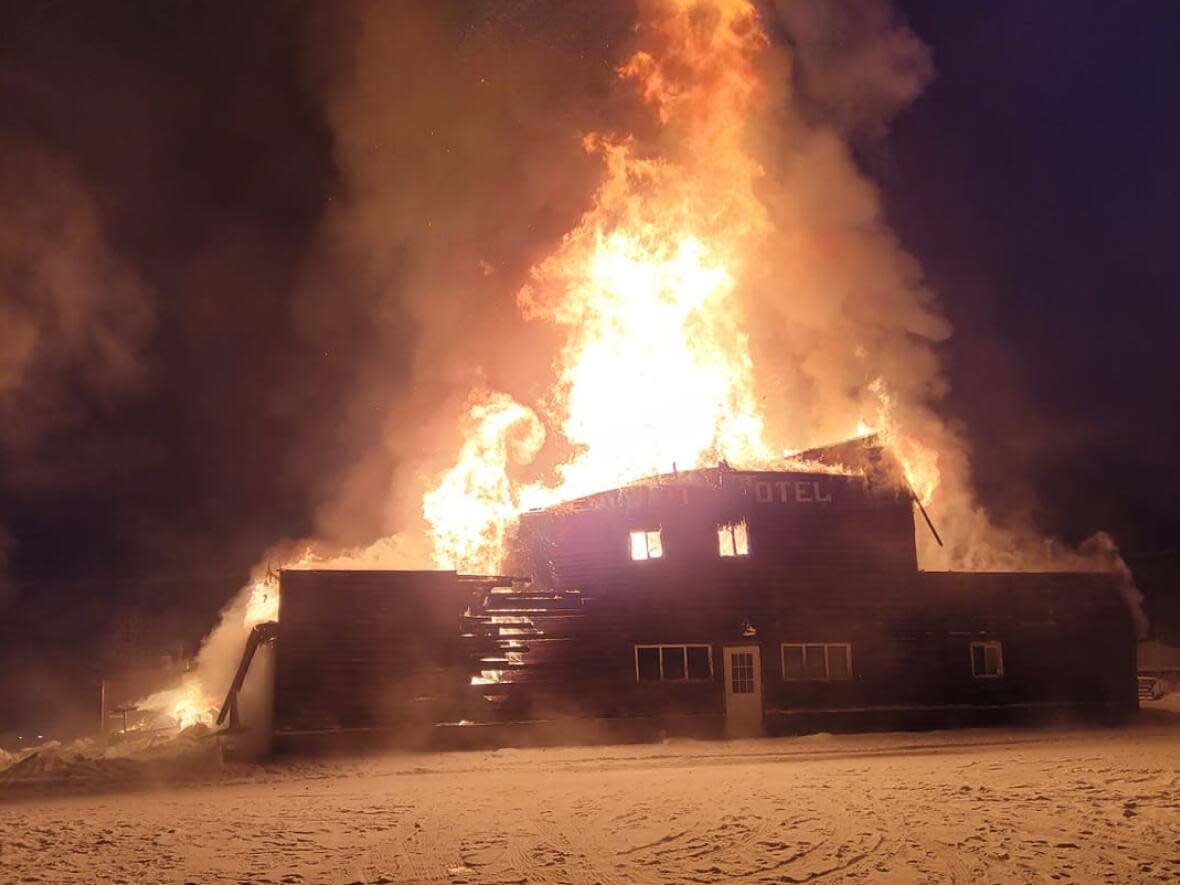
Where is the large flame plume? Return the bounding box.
[420,0,940,574]
[429,1,775,573]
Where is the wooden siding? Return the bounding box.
[461,560,1138,724]
[268,462,1138,737]
[273,570,479,733]
[514,466,918,592]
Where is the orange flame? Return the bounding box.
[170,678,214,730]
[244,576,280,626]
[422,392,545,573]
[147,545,319,728]
[421,1,944,572]
[862,378,941,507]
[423,0,780,574]
[244,544,318,626]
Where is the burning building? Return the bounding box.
[222,436,1137,751]
[160,0,1141,752]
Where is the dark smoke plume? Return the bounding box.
[0,137,154,606]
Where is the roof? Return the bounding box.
[524,436,906,518]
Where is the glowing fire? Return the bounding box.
[148,546,320,728]
[862,378,941,507]
[170,678,214,730]
[244,576,280,626]
[423,393,544,577]
[134,675,216,732]
[424,0,782,574]
[243,545,319,628]
[421,0,944,573]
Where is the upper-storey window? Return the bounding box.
[717,520,750,557]
[630,529,663,561]
[971,641,1004,678]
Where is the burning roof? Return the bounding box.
[528,433,908,515]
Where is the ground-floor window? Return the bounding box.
[781,643,853,680]
[970,640,1004,678]
[635,644,712,681]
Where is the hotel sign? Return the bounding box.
[748,478,832,504]
[561,473,840,512]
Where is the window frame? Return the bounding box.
[780,642,854,681]
[634,643,714,682]
[717,520,750,558]
[729,650,756,694]
[629,528,664,561]
[970,640,1004,679]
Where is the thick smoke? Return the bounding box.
[0,142,153,446]
[0,138,154,606]
[287,1,637,554]
[770,0,935,137]
[750,0,1143,627]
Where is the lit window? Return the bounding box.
[782,643,853,681]
[970,641,1003,678]
[630,529,663,560]
[717,520,750,557]
[635,644,712,681]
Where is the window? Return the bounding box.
[781,643,853,681]
[630,529,663,560]
[717,520,750,557]
[662,646,686,680]
[971,641,1003,678]
[636,646,660,681]
[686,646,711,679]
[730,652,755,693]
[635,644,712,681]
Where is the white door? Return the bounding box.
[723,645,763,737]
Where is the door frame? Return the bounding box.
[722,644,764,738]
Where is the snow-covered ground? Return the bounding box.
[1,713,1179,884]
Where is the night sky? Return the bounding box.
[1,0,1177,734]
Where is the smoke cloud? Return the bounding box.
[770,0,934,137]
[0,137,154,608]
[286,1,636,554]
[0,140,153,448]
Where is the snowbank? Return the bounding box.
[0,725,223,797]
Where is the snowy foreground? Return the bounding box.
[2,712,1179,884]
